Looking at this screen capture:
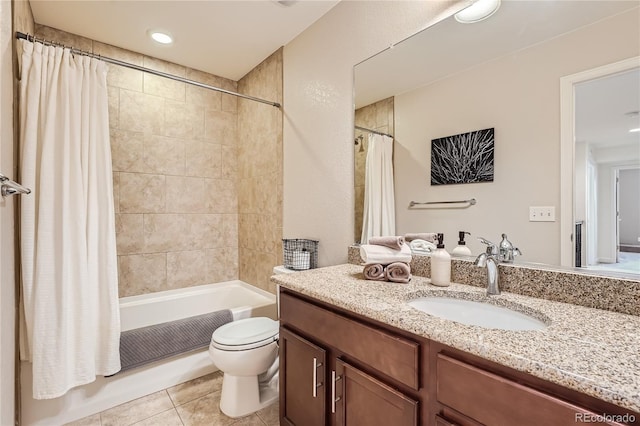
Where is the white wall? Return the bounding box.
[283,0,467,267]
[0,0,16,424]
[392,8,640,265]
[597,164,617,263]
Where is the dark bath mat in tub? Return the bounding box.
[115,309,233,374]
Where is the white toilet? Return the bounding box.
[209,317,280,418]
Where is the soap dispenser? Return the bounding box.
[430,233,451,287]
[451,231,472,257]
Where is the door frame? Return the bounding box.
[0,0,17,424]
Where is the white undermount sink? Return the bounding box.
[408,297,548,331]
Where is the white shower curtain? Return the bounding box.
[19,40,121,399]
[361,134,396,244]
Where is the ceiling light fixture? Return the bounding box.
[630,128,640,133]
[455,0,501,24]
[149,31,173,45]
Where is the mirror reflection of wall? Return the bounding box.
[354,1,640,275]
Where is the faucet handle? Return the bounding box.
[499,234,522,262]
[477,237,498,255]
[500,233,513,249]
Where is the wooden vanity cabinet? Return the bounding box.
[279,290,424,426]
[430,344,635,426]
[279,289,638,426]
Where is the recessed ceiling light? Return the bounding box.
[455,0,501,24]
[149,31,173,45]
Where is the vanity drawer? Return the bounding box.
[280,291,420,390]
[436,354,623,426]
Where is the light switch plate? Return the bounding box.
[529,206,555,222]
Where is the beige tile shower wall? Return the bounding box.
[353,97,394,243]
[237,48,283,293]
[14,1,35,38]
[34,25,239,297]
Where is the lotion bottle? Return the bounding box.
[451,231,472,257]
[430,233,451,287]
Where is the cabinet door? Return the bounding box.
[437,354,625,426]
[435,415,459,426]
[334,359,418,426]
[280,327,327,426]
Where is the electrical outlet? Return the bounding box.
[529,206,555,222]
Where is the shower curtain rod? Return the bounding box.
[355,125,393,138]
[16,32,281,108]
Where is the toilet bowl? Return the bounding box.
[209,317,279,418]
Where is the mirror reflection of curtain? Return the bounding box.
[361,134,395,244]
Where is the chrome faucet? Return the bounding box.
[474,234,521,296]
[474,251,500,295]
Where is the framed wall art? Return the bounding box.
[431,127,494,185]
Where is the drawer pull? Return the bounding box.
[331,370,342,413]
[312,358,323,397]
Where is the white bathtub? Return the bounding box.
[21,280,277,426]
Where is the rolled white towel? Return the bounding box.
[404,233,438,243]
[409,239,437,253]
[385,262,412,283]
[363,264,386,281]
[360,243,412,265]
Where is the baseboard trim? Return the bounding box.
[620,245,640,253]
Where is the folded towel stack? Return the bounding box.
[368,235,405,250]
[360,236,412,283]
[360,243,412,265]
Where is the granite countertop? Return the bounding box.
[271,263,640,414]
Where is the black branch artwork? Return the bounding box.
[431,128,495,185]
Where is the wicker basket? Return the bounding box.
[283,239,319,270]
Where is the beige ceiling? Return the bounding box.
[29,0,340,81]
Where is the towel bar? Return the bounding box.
[409,198,476,208]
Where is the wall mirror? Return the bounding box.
[354,0,640,278]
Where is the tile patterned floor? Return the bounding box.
[65,372,279,426]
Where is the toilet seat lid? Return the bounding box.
[212,317,279,348]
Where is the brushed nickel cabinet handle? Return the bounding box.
[331,370,342,413]
[312,358,323,397]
